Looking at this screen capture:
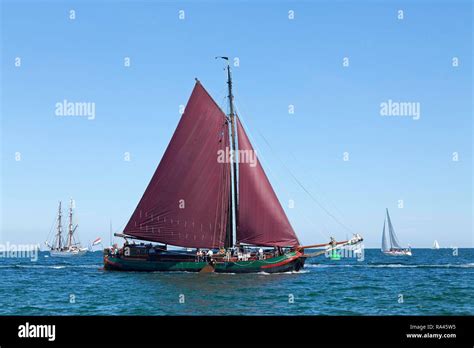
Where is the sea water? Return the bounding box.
[0,249,472,315]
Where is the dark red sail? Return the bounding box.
[123,82,230,248]
[236,117,300,247]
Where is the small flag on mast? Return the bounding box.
[92,237,102,246]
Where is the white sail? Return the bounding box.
[433,240,440,249]
[386,209,403,249]
[381,218,390,252]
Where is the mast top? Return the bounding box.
[216,56,235,117]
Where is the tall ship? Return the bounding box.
[104,59,362,273]
[45,199,88,257]
[381,209,412,256]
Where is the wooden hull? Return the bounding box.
[104,251,305,274]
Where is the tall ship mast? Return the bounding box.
[222,56,238,250]
[46,199,88,257]
[104,62,363,273]
[56,201,63,250]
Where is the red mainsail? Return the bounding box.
[236,117,300,247]
[123,82,230,248]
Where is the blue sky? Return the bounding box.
[1,0,472,248]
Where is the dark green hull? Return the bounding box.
[104,251,305,273]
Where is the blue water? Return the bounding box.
[0,249,472,315]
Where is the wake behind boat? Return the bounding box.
[104,59,363,273]
[45,199,88,257]
[381,209,412,256]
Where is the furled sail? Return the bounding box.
[386,209,403,249]
[123,82,230,248]
[236,117,300,247]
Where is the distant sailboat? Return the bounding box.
[433,240,440,250]
[45,199,88,257]
[381,209,412,256]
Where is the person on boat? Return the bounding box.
[258,248,264,260]
[207,250,213,262]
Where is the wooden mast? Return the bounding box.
[56,201,62,250]
[67,199,73,248]
[218,57,238,249]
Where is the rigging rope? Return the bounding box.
[287,151,356,232]
[45,212,58,246]
[232,91,354,236]
[233,102,331,240]
[258,131,354,234]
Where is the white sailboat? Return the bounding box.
[381,209,412,256]
[433,240,440,250]
[45,199,88,257]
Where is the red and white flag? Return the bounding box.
[92,237,102,246]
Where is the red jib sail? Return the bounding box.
[123,82,230,248]
[236,117,300,247]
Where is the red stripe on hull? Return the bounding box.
[261,252,302,269]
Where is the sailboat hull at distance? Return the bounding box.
[49,248,88,257]
[383,249,412,256]
[103,249,305,273]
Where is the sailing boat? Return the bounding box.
[433,240,440,250]
[381,209,412,256]
[104,59,363,273]
[45,199,88,257]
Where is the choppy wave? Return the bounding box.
[0,264,100,269]
[257,270,309,275]
[305,263,474,269]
